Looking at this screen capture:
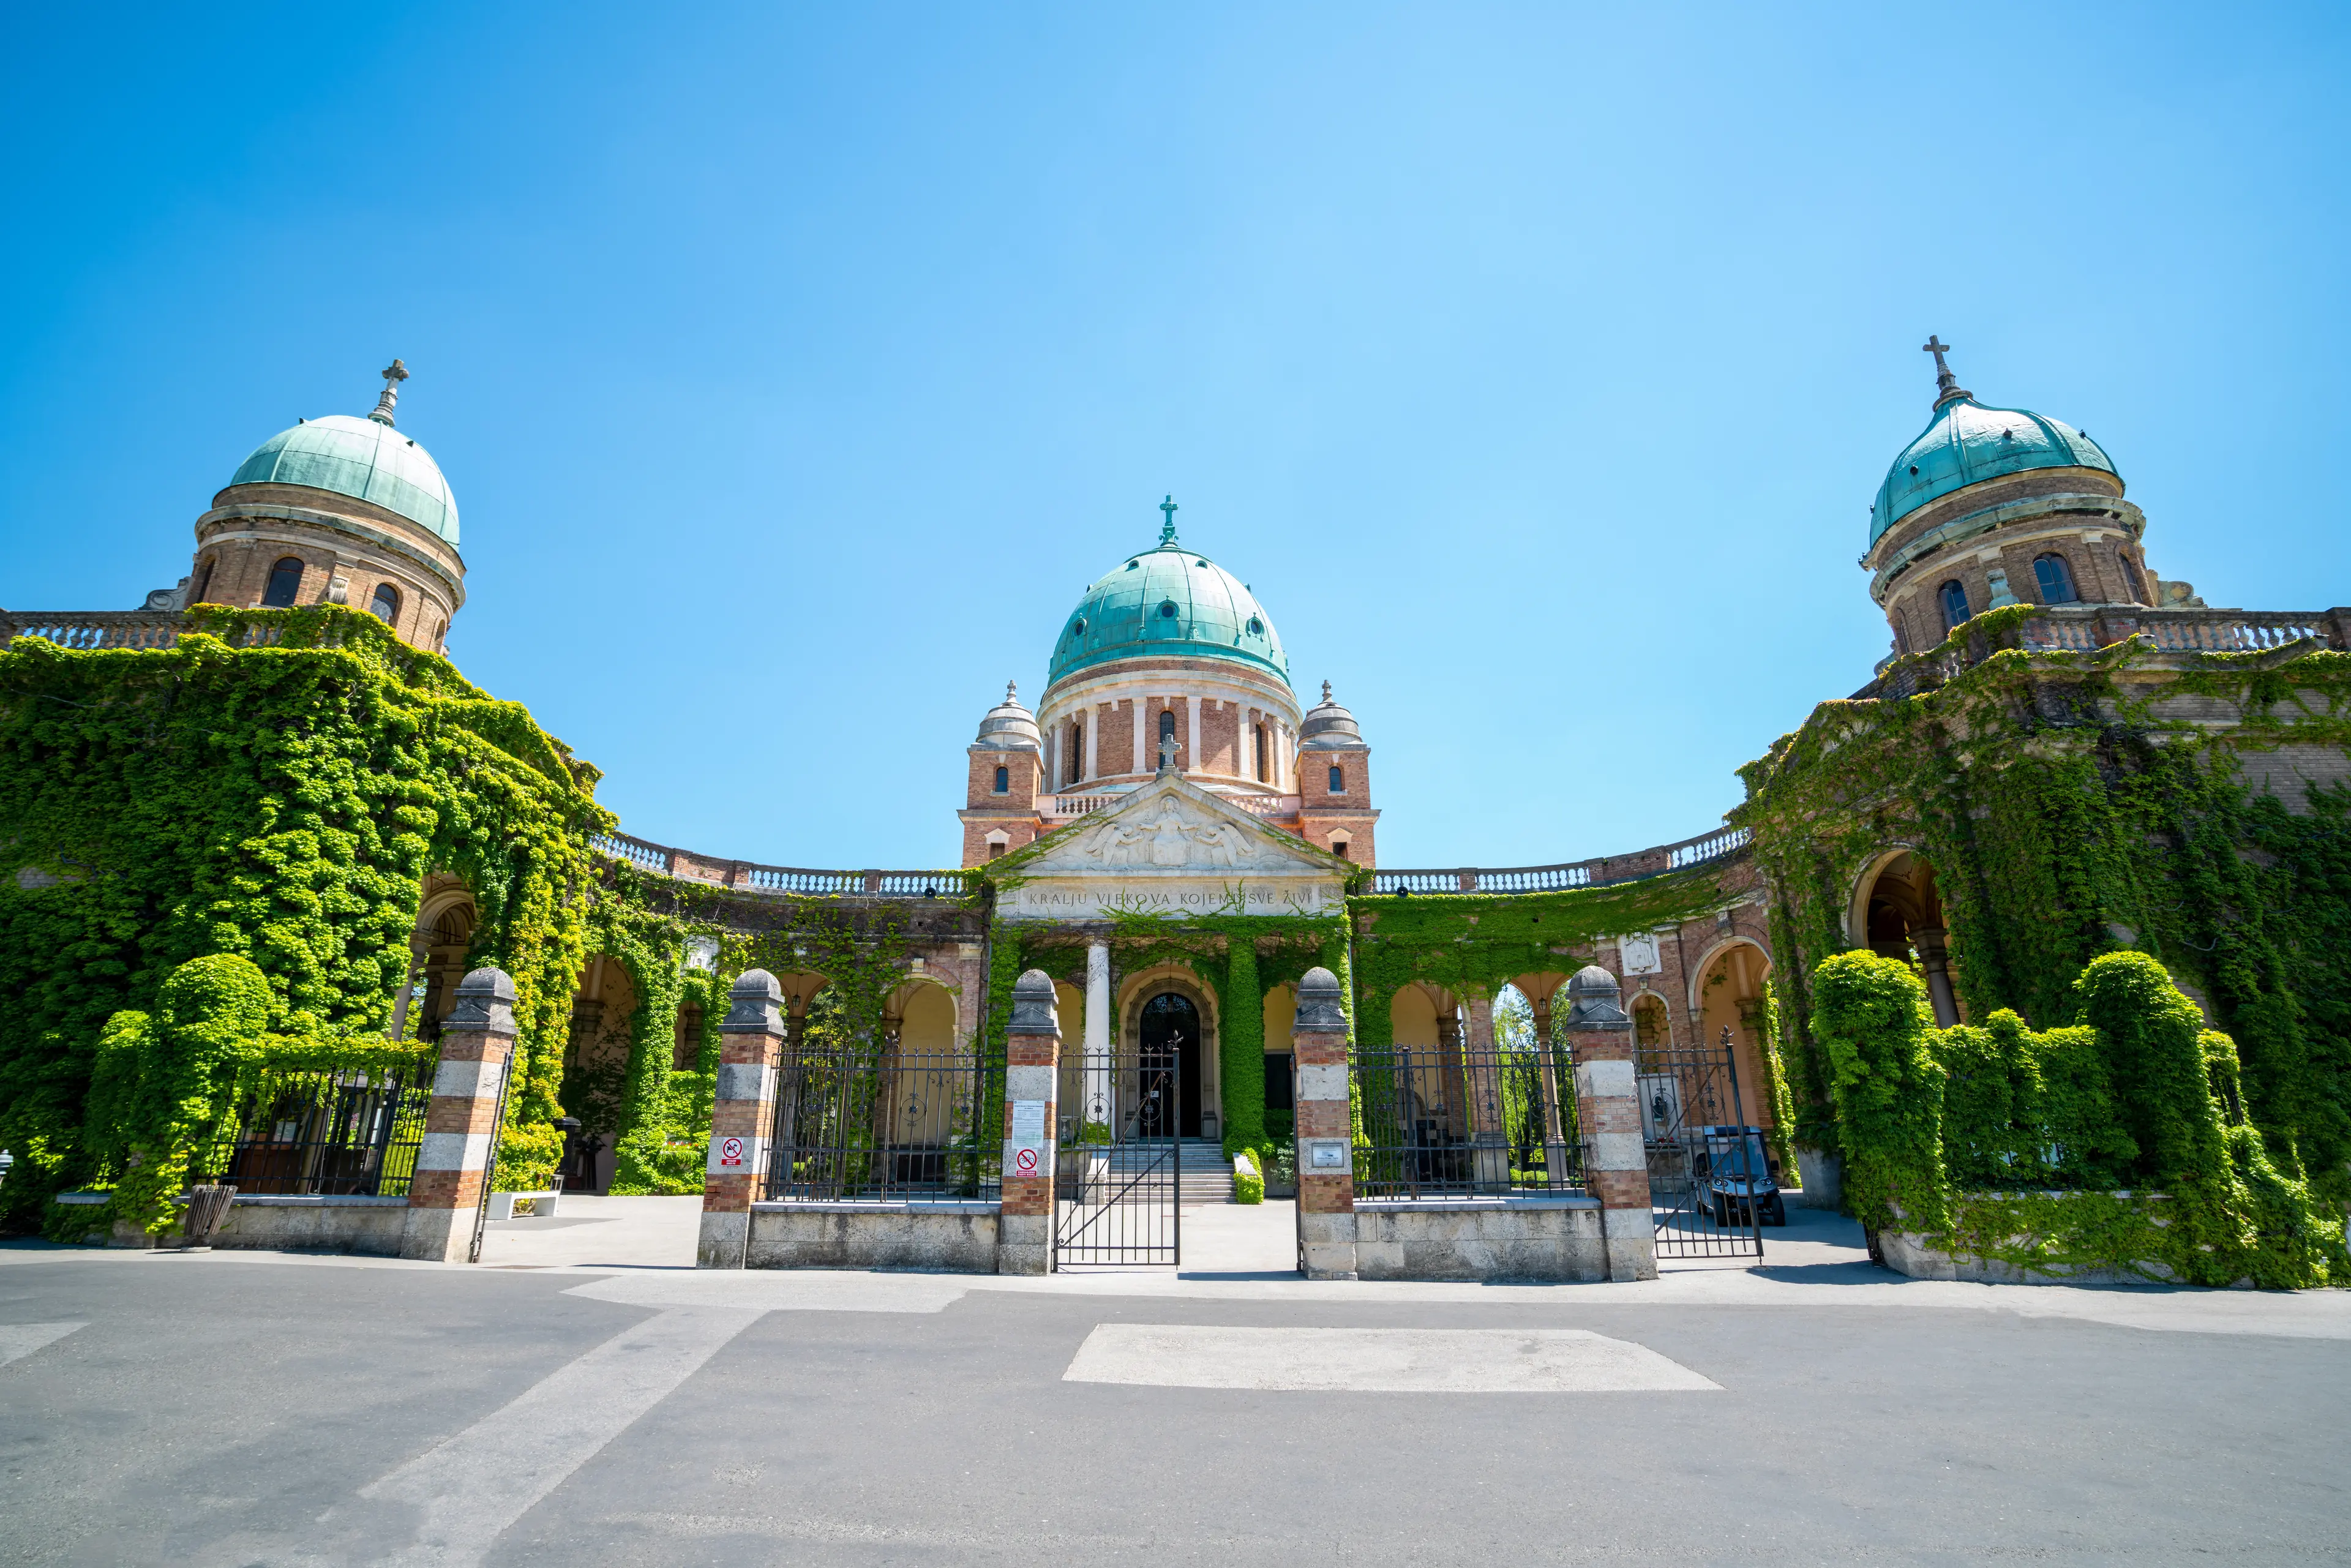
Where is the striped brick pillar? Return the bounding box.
[1292,965,1357,1280]
[400,967,517,1264]
[1564,964,1656,1281]
[999,969,1060,1275]
[697,969,784,1269]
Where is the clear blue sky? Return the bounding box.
[4,4,2345,869]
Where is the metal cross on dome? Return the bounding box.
[370,358,410,427]
[1921,336,1953,377]
[1158,494,1179,546]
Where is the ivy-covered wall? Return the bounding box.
[1737,610,2351,1207]
[1813,947,2341,1287]
[0,609,618,1226]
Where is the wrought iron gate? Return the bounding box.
[1053,1043,1180,1267]
[1645,1026,1767,1260]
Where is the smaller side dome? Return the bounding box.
[973,680,1041,751]
[229,413,460,544]
[1869,342,2117,545]
[1299,681,1365,749]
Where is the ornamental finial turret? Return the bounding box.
[370,358,410,427]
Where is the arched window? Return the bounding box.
[1327,764,1344,794]
[370,582,400,623]
[2031,553,2079,604]
[1938,579,1971,633]
[992,765,1009,794]
[2120,550,2148,604]
[1158,710,1177,743]
[1066,723,1083,786]
[1253,724,1269,783]
[429,619,446,650]
[189,557,216,606]
[261,557,306,609]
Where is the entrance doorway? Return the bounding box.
[1141,992,1203,1139]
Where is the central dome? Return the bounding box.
[228,414,460,544]
[1048,527,1289,688]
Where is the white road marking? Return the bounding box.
[1062,1323,1722,1392]
[566,1270,973,1313]
[0,1321,84,1367]
[356,1305,762,1566]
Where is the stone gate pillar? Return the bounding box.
[1564,964,1657,1281]
[1292,965,1357,1280]
[401,967,516,1264]
[999,969,1060,1275]
[697,969,784,1269]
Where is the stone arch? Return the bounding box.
[561,953,640,1192]
[1379,983,1468,1147]
[1630,990,1672,1051]
[1117,964,1220,1139]
[880,977,961,1155]
[1690,937,1779,1133]
[395,872,479,1041]
[1848,848,1960,1027]
[1261,981,1300,1133]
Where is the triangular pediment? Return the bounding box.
[1016,773,1344,879]
[993,773,1349,921]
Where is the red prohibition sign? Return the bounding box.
[1015,1147,1038,1174]
[720,1136,744,1167]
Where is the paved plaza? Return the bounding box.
[3,1204,2346,1565]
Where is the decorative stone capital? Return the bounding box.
[1007,969,1060,1037]
[446,967,517,1036]
[722,969,785,1034]
[1562,964,1632,1031]
[1295,966,1346,1030]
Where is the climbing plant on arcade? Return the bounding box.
[1734,608,2351,1206]
[0,607,616,1228]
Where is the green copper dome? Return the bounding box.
[228,413,460,544]
[1049,510,1288,688]
[1870,350,2118,546]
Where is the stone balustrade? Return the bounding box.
[1853,605,2351,701]
[1368,824,1751,896]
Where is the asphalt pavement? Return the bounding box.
[2,1202,2345,1566]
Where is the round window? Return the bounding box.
[1246,617,1263,636]
[1159,601,1179,619]
[1071,617,1087,637]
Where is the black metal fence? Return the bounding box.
[198,1065,435,1197]
[1054,1044,1180,1266]
[1644,1030,1768,1258]
[1352,1041,1584,1199]
[759,1044,996,1201]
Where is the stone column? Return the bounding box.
[1081,940,1112,1133]
[1292,965,1357,1280]
[1000,969,1060,1275]
[1531,993,1571,1185]
[697,969,784,1269]
[400,967,517,1264]
[1910,926,1960,1028]
[1463,991,1509,1188]
[1563,965,1655,1281]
